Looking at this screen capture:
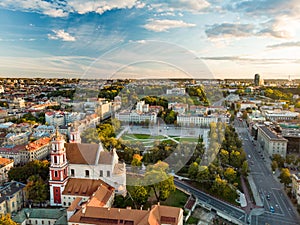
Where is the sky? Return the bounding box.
[1,0,300,80]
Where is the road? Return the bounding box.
[234,118,300,225]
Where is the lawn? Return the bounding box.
[160,189,189,208]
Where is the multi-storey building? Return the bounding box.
[257,125,287,158]
[166,87,186,95]
[0,157,14,183]
[263,110,299,122]
[0,181,26,215]
[292,173,300,206]
[177,114,229,127]
[68,202,184,225]
[21,137,51,163]
[13,208,66,225]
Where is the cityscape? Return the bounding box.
[1,1,300,225]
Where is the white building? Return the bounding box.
[45,112,65,126]
[49,129,126,207]
[115,111,157,124]
[166,88,186,95]
[177,114,229,127]
[263,110,299,121]
[257,125,287,158]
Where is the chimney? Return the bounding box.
[82,205,86,214]
[118,208,121,212]
[157,202,160,206]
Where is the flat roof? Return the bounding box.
[259,125,286,141]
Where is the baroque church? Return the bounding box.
[49,128,126,206]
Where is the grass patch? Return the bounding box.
[186,216,199,224]
[161,189,189,208]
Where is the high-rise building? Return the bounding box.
[254,74,264,86]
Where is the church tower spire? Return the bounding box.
[49,127,68,206]
[69,125,81,143]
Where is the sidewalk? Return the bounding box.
[247,174,263,207]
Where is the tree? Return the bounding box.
[219,149,229,165]
[0,214,18,225]
[25,175,49,204]
[145,162,176,202]
[241,160,249,176]
[271,160,278,171]
[188,162,198,179]
[131,154,143,167]
[127,186,148,208]
[8,160,49,183]
[224,167,237,183]
[279,168,291,187]
[273,154,285,168]
[81,128,100,144]
[196,166,210,184]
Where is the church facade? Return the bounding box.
[49,129,126,206]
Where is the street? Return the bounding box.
[234,118,300,225]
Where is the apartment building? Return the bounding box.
[0,157,14,183]
[257,125,287,158]
[0,181,26,215]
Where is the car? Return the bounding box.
[270,206,275,213]
[266,194,270,200]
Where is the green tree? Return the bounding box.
[188,162,198,179]
[127,185,148,208]
[8,160,49,183]
[25,175,49,204]
[273,154,285,168]
[81,128,100,144]
[279,168,291,187]
[145,162,176,202]
[196,166,210,183]
[0,214,18,225]
[271,160,278,171]
[219,149,229,165]
[241,160,249,176]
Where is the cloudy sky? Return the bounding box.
[1,0,300,79]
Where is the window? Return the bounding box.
[85,170,89,177]
[54,171,58,177]
[100,170,103,177]
[71,169,75,177]
[54,156,57,164]
[107,171,110,177]
[42,221,44,224]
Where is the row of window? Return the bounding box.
[70,169,110,177]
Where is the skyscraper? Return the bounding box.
[254,74,264,86]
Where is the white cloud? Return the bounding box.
[48,30,76,42]
[0,0,142,17]
[149,0,210,13]
[144,19,196,32]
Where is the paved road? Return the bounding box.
[234,118,300,225]
[174,179,248,224]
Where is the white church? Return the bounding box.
[49,128,126,206]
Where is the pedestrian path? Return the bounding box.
[248,174,263,207]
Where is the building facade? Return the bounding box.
[257,125,287,158]
[0,181,26,215]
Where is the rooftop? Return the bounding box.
[12,208,67,224]
[0,181,25,203]
[258,125,287,141]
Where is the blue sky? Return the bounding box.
[1,0,300,79]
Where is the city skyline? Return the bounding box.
[1,0,300,79]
